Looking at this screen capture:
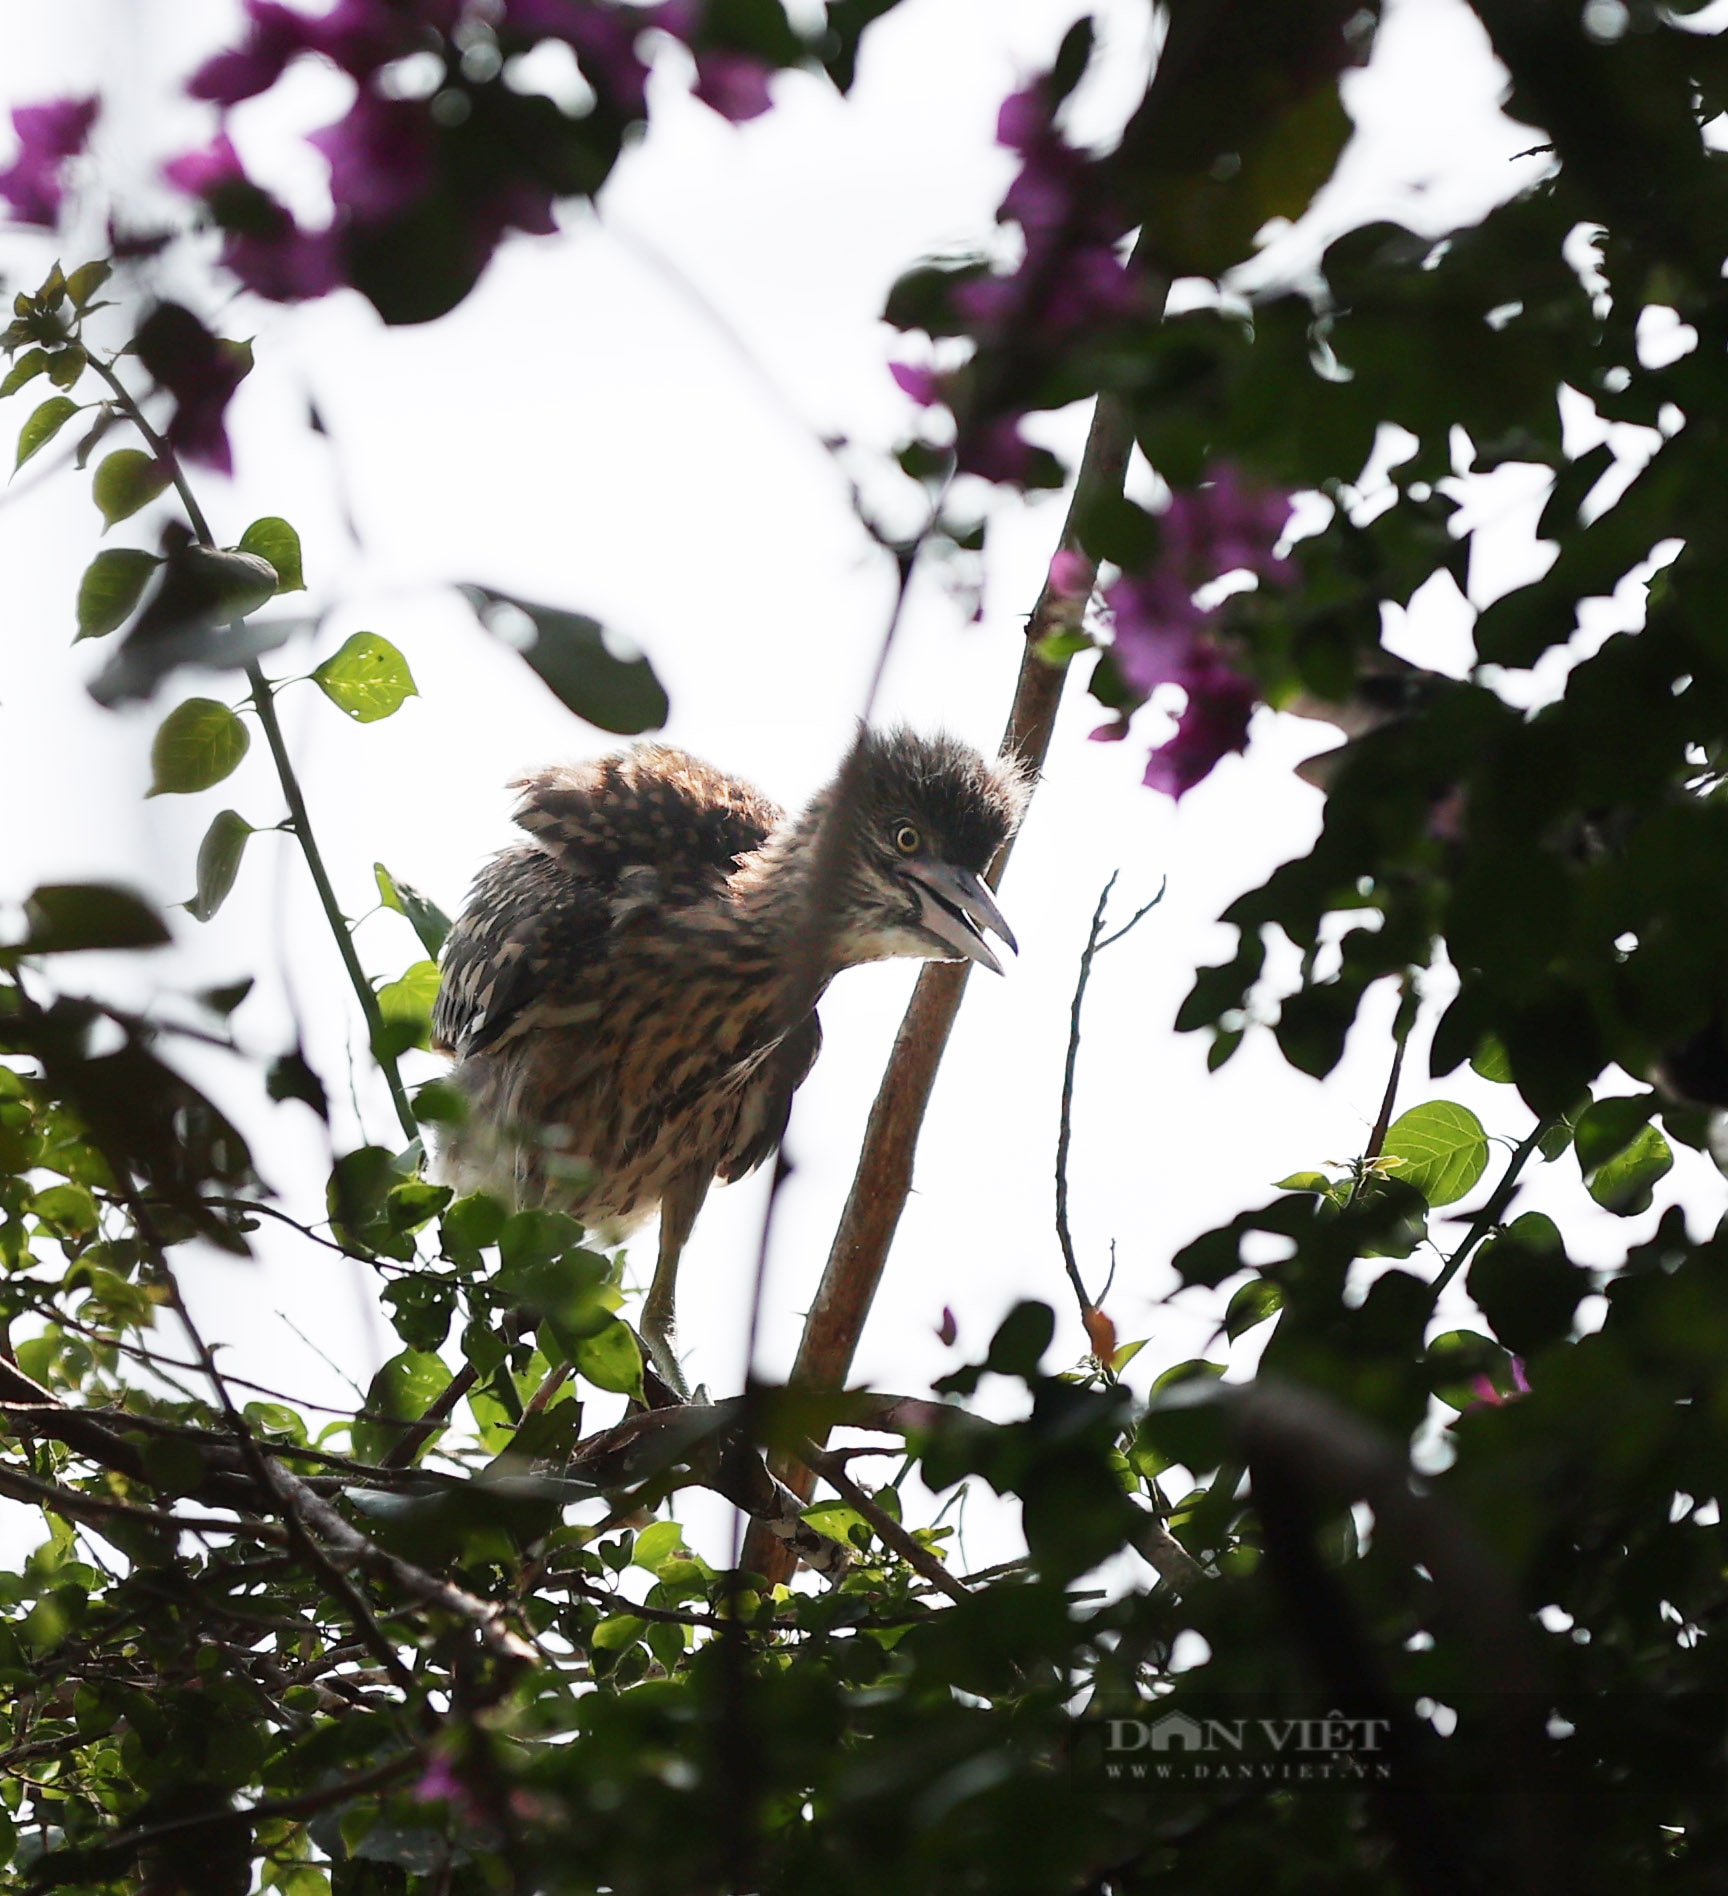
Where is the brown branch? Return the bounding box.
[262,1458,539,1667]
[797,1437,968,1604]
[745,386,1144,1582]
[26,1744,424,1892]
[0,1459,286,1547]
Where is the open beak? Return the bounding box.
[906,862,1019,976]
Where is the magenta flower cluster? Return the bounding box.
[1102,466,1293,799]
[891,74,1148,485]
[0,97,98,227]
[165,0,774,312]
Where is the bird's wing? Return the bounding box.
[509,746,781,901]
[431,845,608,1060]
[434,747,783,1063]
[719,1011,823,1182]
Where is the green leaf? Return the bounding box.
[238,516,305,592]
[1426,1329,1518,1412]
[0,349,49,398]
[312,631,417,722]
[376,959,440,1055]
[1585,1122,1673,1216]
[575,1316,643,1400]
[31,1183,99,1237]
[1225,1277,1282,1340]
[374,863,451,958]
[184,810,253,923]
[631,1520,689,1576]
[1379,1100,1489,1208]
[75,547,160,640]
[458,583,668,735]
[353,1348,453,1464]
[16,883,170,955]
[1272,1170,1332,1194]
[46,344,87,390]
[91,448,171,527]
[986,1301,1055,1378]
[1573,1094,1656,1174]
[15,395,78,469]
[591,1614,645,1653]
[65,259,112,308]
[147,698,250,797]
[1470,1034,1515,1084]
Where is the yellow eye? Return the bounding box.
[893,823,921,855]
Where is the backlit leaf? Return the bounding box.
[238,516,305,593]
[1379,1100,1489,1208]
[91,448,171,527]
[147,698,250,796]
[458,584,667,735]
[184,809,253,922]
[313,632,417,723]
[75,547,160,641]
[15,395,78,469]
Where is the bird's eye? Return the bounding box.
[893,823,921,855]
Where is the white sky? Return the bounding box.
[2,0,1720,1574]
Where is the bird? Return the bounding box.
[430,728,1028,1398]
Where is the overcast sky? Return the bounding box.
[3,0,1719,1572]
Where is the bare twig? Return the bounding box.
[796,1436,969,1605]
[1429,1116,1555,1302]
[0,1459,285,1546]
[1056,872,1166,1320]
[1357,977,1418,1177]
[261,1458,538,1667]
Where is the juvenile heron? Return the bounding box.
[431,729,1027,1396]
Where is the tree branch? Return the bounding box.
[745,382,1145,1582]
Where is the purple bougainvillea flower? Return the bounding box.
[889,360,942,407]
[1140,663,1257,798]
[413,1753,485,1825]
[306,0,456,78]
[1466,1358,1530,1408]
[505,0,652,118]
[994,84,1044,154]
[134,302,251,475]
[191,0,454,105]
[165,135,345,302]
[1047,547,1091,600]
[309,91,436,220]
[188,2,315,106]
[1098,462,1295,798]
[691,47,774,122]
[956,413,1033,484]
[0,96,99,227]
[162,132,246,200]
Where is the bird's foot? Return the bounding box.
[639,1322,692,1403]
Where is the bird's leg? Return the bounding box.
[641,1170,708,1402]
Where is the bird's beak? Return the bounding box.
[906,862,1019,976]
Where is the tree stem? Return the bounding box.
[743,382,1146,1582]
[93,350,416,1145]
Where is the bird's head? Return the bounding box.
[814,728,1029,975]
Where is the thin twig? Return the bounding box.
[159,1263,421,1696]
[796,1436,969,1605]
[1359,977,1418,1175]
[1429,1118,1555,1302]
[1056,872,1167,1319]
[0,1459,285,1545]
[89,351,416,1144]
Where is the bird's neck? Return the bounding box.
[728,803,857,1008]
